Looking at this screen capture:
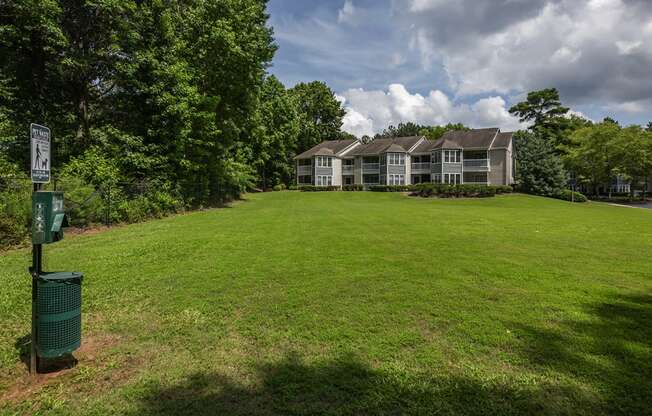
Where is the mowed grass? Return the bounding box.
[1,192,651,415]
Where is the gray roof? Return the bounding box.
[433,128,499,150]
[347,136,423,156]
[294,139,358,159]
[411,139,439,153]
[492,132,513,149]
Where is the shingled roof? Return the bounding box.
[294,139,358,159]
[346,136,424,156]
[432,128,499,150]
[492,132,513,149]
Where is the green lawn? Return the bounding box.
[1,192,651,415]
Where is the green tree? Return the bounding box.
[563,122,622,197]
[509,88,570,146]
[646,122,652,132]
[377,122,425,138]
[247,75,300,188]
[419,123,468,141]
[289,81,345,152]
[612,126,652,197]
[514,131,567,196]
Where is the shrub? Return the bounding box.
[299,185,340,192]
[272,184,286,192]
[411,184,505,198]
[288,185,298,190]
[555,189,587,203]
[494,185,513,194]
[369,185,417,192]
[342,184,364,191]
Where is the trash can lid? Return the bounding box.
[38,271,84,281]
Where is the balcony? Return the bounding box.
[342,165,354,174]
[463,159,490,171]
[362,163,379,172]
[297,165,312,175]
[411,162,430,171]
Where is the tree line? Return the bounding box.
[0,0,349,201]
[509,88,652,199]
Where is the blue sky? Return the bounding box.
[267,0,652,137]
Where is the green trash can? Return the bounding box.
[36,272,83,358]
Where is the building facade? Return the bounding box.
[295,128,515,187]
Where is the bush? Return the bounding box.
[494,185,513,194]
[272,184,286,192]
[342,184,364,191]
[299,185,340,192]
[0,177,31,247]
[369,185,418,192]
[287,184,298,190]
[410,184,507,198]
[555,189,587,203]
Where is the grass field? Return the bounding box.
[1,192,651,415]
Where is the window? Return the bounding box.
[387,153,405,165]
[342,159,354,166]
[443,150,460,163]
[316,156,332,167]
[363,174,379,184]
[389,174,405,185]
[443,173,461,184]
[316,175,332,186]
[432,174,441,183]
[298,175,312,184]
[433,151,441,164]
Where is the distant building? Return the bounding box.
[294,128,515,187]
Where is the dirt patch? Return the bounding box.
[0,333,124,404]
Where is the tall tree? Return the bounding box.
[377,122,425,138]
[419,123,468,141]
[514,131,567,196]
[247,75,300,188]
[563,122,622,196]
[612,126,652,196]
[289,81,345,152]
[509,88,570,146]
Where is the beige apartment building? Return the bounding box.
[295,128,515,187]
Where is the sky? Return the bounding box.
[266,0,652,137]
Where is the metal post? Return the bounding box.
[30,182,42,374]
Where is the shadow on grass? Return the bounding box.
[511,293,652,415]
[131,352,597,416]
[129,294,651,416]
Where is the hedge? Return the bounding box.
[555,189,587,203]
[299,185,341,192]
[369,185,418,192]
[343,184,364,191]
[410,184,513,198]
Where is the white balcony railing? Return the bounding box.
[362,163,379,171]
[297,165,312,175]
[342,165,354,173]
[463,159,489,168]
[411,162,430,171]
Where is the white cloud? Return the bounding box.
[338,83,525,137]
[397,0,652,109]
[607,101,648,113]
[337,0,356,24]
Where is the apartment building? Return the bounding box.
[295,128,514,187]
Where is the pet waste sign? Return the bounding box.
[30,123,50,183]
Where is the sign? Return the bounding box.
[30,123,50,183]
